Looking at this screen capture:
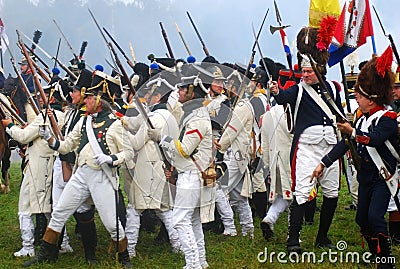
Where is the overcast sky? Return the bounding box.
[0,0,399,81]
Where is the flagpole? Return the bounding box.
[0,36,3,68]
[371,35,377,55]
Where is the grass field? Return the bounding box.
[0,162,398,268]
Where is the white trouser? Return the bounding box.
[49,165,125,241]
[215,188,236,233]
[19,213,34,249]
[126,207,180,253]
[263,195,290,224]
[226,159,254,236]
[173,170,205,269]
[125,204,139,255]
[295,139,339,205]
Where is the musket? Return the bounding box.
[252,23,271,108]
[20,31,78,81]
[232,9,269,110]
[54,38,61,70]
[129,42,137,65]
[159,22,175,58]
[373,5,400,65]
[221,9,269,133]
[306,53,362,171]
[53,19,79,62]
[102,27,135,69]
[24,43,52,76]
[175,21,192,56]
[1,36,40,116]
[17,30,63,140]
[17,43,51,83]
[186,11,210,56]
[89,10,180,189]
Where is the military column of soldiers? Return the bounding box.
[0,14,399,269]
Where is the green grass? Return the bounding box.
[0,162,398,268]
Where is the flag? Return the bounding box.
[0,18,9,55]
[328,0,374,67]
[279,29,292,69]
[309,0,341,28]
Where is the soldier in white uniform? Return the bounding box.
[260,104,293,240]
[2,86,65,258]
[204,63,236,236]
[126,74,181,257]
[215,78,255,238]
[248,67,270,220]
[23,70,133,268]
[148,65,214,269]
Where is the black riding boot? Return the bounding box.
[376,233,396,269]
[315,196,338,249]
[75,209,98,265]
[23,227,60,267]
[304,197,316,225]
[363,234,377,259]
[287,198,306,253]
[251,191,268,220]
[34,213,48,246]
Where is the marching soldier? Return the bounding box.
[204,63,237,237]
[260,103,293,240]
[24,69,133,268]
[126,74,181,258]
[55,68,100,264]
[1,81,65,258]
[248,66,270,220]
[214,72,255,238]
[147,64,214,269]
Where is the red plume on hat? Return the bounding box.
[376,45,393,78]
[316,16,338,51]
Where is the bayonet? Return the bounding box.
[53,19,79,62]
[129,42,137,65]
[221,9,269,133]
[175,21,192,55]
[54,38,61,70]
[186,11,210,56]
[103,27,135,68]
[20,31,77,81]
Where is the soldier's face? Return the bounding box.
[178,86,191,103]
[355,92,373,113]
[70,89,81,105]
[211,79,224,95]
[20,64,28,74]
[301,67,318,85]
[392,85,400,101]
[84,95,96,113]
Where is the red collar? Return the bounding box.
[368,105,385,115]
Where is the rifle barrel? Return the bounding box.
[186,11,210,56]
[159,22,175,59]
